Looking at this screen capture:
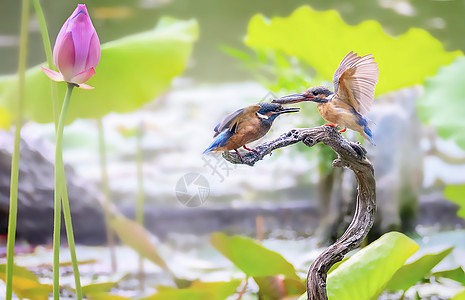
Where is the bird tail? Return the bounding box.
[363,125,376,146]
[203,130,232,154]
[202,145,215,155]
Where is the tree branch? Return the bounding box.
[222,126,376,300]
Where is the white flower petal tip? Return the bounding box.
[77,83,94,90]
[41,67,65,82]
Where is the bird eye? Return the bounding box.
[312,90,319,96]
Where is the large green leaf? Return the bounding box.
[417,57,465,149]
[433,267,465,286]
[327,256,350,275]
[210,232,300,280]
[0,17,198,124]
[453,290,465,300]
[444,184,465,219]
[319,232,419,300]
[385,247,454,291]
[245,6,462,95]
[140,281,240,300]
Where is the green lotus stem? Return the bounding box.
[136,123,146,291]
[53,83,74,299]
[33,1,83,298]
[32,0,52,64]
[31,0,59,123]
[61,174,82,300]
[98,118,117,272]
[5,0,29,299]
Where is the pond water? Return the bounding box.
[1,230,464,299]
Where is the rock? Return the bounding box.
[119,201,320,241]
[366,87,424,233]
[0,130,106,245]
[418,192,465,229]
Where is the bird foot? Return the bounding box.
[234,149,244,161]
[324,124,337,128]
[339,128,347,133]
[243,145,259,153]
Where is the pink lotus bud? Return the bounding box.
[41,4,100,89]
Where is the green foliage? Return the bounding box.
[211,232,459,300]
[211,233,305,298]
[0,17,198,124]
[385,247,454,291]
[297,234,457,300]
[418,57,465,150]
[453,290,465,300]
[0,264,38,282]
[254,276,286,300]
[0,106,11,129]
[82,282,118,295]
[326,232,418,299]
[109,215,168,270]
[283,278,307,296]
[222,46,315,94]
[444,184,465,219]
[210,232,300,280]
[244,6,462,96]
[327,256,350,275]
[59,259,98,267]
[140,281,241,300]
[433,267,465,286]
[0,264,52,300]
[254,276,306,299]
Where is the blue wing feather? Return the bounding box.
[363,126,376,146]
[203,130,233,154]
[351,107,376,146]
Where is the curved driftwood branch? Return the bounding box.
[223,125,376,300]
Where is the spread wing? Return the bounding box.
[213,105,261,137]
[332,51,379,116]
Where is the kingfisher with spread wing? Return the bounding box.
[273,51,379,145]
[203,103,300,158]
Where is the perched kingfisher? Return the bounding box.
[203,103,300,157]
[273,51,379,145]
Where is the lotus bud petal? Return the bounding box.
[42,4,100,89]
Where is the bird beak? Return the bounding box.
[276,107,300,114]
[272,93,314,104]
[272,93,329,104]
[311,97,330,103]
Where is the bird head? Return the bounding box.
[256,102,300,122]
[271,86,333,104]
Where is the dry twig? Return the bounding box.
[223,126,376,300]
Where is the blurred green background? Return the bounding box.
[1,0,465,299]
